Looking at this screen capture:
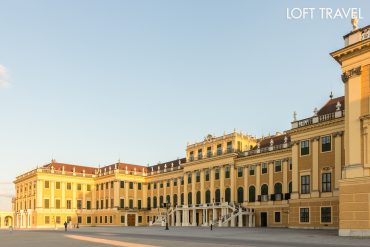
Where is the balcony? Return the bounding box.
[187,148,238,162]
[291,110,344,129]
[240,143,290,157]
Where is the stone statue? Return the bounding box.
[352,16,359,31]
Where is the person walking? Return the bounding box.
[64,221,68,232]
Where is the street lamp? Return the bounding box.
[163,202,171,230]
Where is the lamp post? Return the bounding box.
[163,202,171,230]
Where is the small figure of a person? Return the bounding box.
[210,223,213,231]
[64,221,68,232]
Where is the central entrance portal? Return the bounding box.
[127,214,136,226]
[260,212,267,227]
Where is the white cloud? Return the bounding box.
[0,64,10,88]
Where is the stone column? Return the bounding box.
[256,164,261,198]
[82,184,87,209]
[134,183,138,208]
[312,137,319,197]
[220,166,225,202]
[192,209,196,226]
[210,168,215,203]
[51,181,55,208]
[114,180,119,208]
[92,184,96,209]
[36,180,43,208]
[191,172,196,205]
[143,182,148,208]
[150,182,154,208]
[282,159,288,194]
[291,142,299,199]
[72,183,77,209]
[62,182,66,208]
[170,179,174,205]
[230,164,235,203]
[244,166,248,203]
[177,178,181,206]
[176,210,181,226]
[268,162,274,196]
[334,132,342,192]
[200,169,205,204]
[184,174,188,206]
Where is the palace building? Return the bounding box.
[12,23,370,236]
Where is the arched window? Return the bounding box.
[166,195,170,204]
[188,192,192,205]
[215,189,220,203]
[196,191,201,205]
[181,193,184,205]
[147,197,151,209]
[237,187,244,203]
[153,196,157,208]
[225,188,231,203]
[160,196,164,208]
[249,186,255,202]
[289,181,292,194]
[205,190,211,204]
[261,184,268,195]
[173,194,178,206]
[274,183,282,194]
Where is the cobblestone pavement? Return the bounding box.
[1,227,370,247]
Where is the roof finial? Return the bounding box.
[329,91,333,99]
[351,13,359,31]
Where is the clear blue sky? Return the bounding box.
[0,0,369,210]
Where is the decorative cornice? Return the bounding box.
[341,66,361,83]
[333,131,344,137]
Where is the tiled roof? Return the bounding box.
[149,158,186,172]
[43,162,96,174]
[317,96,344,116]
[253,133,290,150]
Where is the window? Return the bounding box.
[44,181,50,189]
[188,174,192,184]
[106,182,108,189]
[45,216,50,224]
[44,199,50,208]
[106,199,109,209]
[225,166,230,178]
[147,183,151,190]
[138,216,142,223]
[129,199,133,209]
[121,216,125,224]
[77,200,82,209]
[105,216,107,223]
[205,170,210,181]
[301,175,310,194]
[196,191,201,205]
[196,171,200,182]
[207,146,212,158]
[205,190,210,204]
[261,163,267,174]
[120,181,125,188]
[101,200,103,209]
[289,182,292,194]
[77,184,82,191]
[189,151,194,161]
[154,183,157,189]
[215,168,220,180]
[120,199,124,208]
[87,185,91,191]
[322,173,331,192]
[166,180,170,187]
[249,165,255,176]
[215,189,220,203]
[56,216,61,224]
[300,208,310,223]
[160,196,164,207]
[138,183,142,190]
[237,167,243,177]
[153,197,157,208]
[180,177,184,185]
[188,192,192,205]
[87,201,91,210]
[173,194,178,206]
[321,207,331,223]
[138,200,142,209]
[274,161,282,172]
[173,178,178,186]
[111,199,114,208]
[321,136,331,152]
[87,216,91,224]
[78,216,82,224]
[129,182,134,189]
[261,184,268,195]
[96,200,99,209]
[237,187,244,203]
[198,149,203,160]
[56,182,61,190]
[274,212,281,223]
[227,141,232,153]
[217,144,222,155]
[249,186,255,202]
[289,158,292,171]
[160,183,163,188]
[67,183,72,190]
[67,200,71,209]
[111,181,114,188]
[300,140,310,155]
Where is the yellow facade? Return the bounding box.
[12,23,370,236]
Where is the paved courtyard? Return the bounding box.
[1,226,370,247]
